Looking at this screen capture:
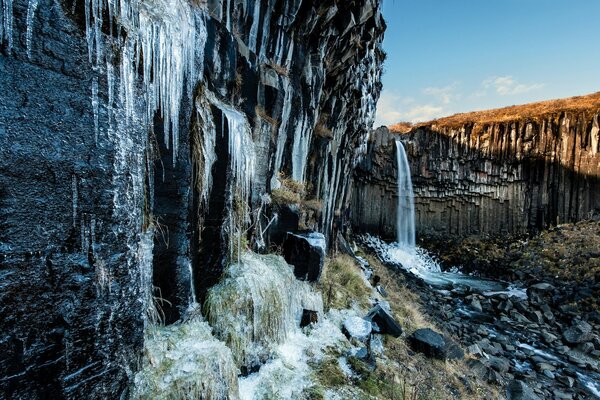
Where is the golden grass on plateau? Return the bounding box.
[390,91,600,132]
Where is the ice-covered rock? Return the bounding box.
[342,316,372,342]
[205,252,323,369]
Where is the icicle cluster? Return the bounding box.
[205,252,323,369]
[83,0,206,161]
[132,318,239,400]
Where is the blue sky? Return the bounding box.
[375,0,600,126]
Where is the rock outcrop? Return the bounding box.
[0,0,385,396]
[352,94,600,240]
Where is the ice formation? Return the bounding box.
[25,0,39,58]
[83,0,207,162]
[238,319,348,400]
[205,252,323,369]
[0,0,14,51]
[131,318,239,400]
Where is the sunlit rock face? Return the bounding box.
[0,0,385,397]
[352,112,600,241]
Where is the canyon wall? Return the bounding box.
[352,106,600,241]
[0,0,384,397]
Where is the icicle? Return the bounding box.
[71,175,78,227]
[92,77,99,143]
[82,0,205,163]
[291,115,311,182]
[106,61,114,133]
[248,0,260,52]
[1,0,14,51]
[25,0,39,58]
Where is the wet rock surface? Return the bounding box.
[0,0,385,396]
[283,231,326,282]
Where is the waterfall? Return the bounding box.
[395,140,416,248]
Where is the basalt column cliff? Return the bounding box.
[0,0,385,397]
[352,94,600,241]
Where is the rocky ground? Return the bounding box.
[358,221,600,399]
[312,253,502,399]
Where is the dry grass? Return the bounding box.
[255,105,280,127]
[389,91,600,132]
[271,187,302,205]
[271,173,306,206]
[263,62,289,76]
[314,115,334,139]
[303,199,324,213]
[318,255,372,311]
[348,251,501,400]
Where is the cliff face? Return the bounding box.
[352,96,600,241]
[0,0,385,397]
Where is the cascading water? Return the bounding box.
[395,140,416,248]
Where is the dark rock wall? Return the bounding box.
[352,116,600,241]
[351,127,399,241]
[0,0,384,397]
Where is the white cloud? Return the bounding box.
[482,76,545,96]
[422,82,460,105]
[375,91,446,126]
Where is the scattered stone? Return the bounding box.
[470,298,483,312]
[467,343,483,357]
[529,283,555,291]
[529,310,544,324]
[562,320,593,344]
[376,285,388,298]
[342,316,372,342]
[486,356,510,373]
[498,299,514,313]
[506,379,541,400]
[365,304,403,338]
[552,390,573,399]
[408,328,446,359]
[542,369,555,379]
[577,342,594,354]
[300,309,319,327]
[282,231,326,282]
[556,375,574,388]
[541,330,558,344]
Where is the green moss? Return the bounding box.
[314,358,347,388]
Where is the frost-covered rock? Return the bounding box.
[131,319,239,400]
[205,252,323,369]
[342,316,372,342]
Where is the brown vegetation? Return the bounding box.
[389,91,600,132]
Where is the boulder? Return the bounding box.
[282,231,326,282]
[407,328,463,360]
[365,304,403,338]
[486,356,510,373]
[563,320,593,344]
[506,380,541,400]
[408,328,446,359]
